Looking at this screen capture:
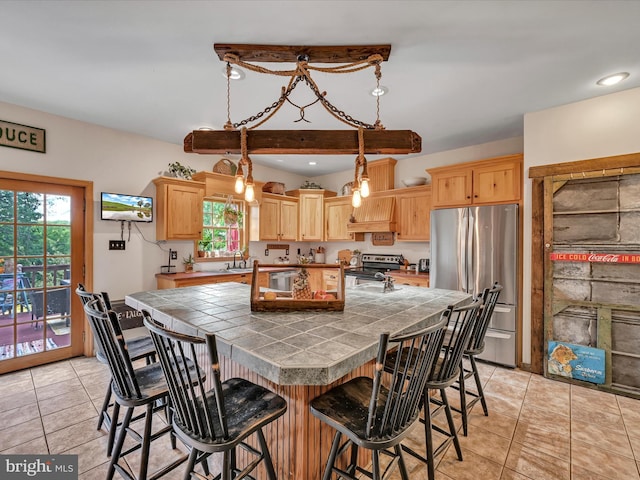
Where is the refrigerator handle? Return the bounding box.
[459,208,468,292]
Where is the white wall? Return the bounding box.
[522,86,640,364]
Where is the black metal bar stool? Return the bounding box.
[310,313,449,480]
[83,299,194,480]
[385,298,483,480]
[143,311,288,480]
[452,282,503,436]
[76,284,157,455]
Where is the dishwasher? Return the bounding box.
[268,270,297,291]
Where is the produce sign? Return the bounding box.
[549,252,640,263]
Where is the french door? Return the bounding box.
[0,177,86,373]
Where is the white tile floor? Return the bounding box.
[1,356,639,479]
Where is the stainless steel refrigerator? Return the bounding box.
[431,204,518,367]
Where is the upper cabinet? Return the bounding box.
[427,154,522,208]
[153,176,205,240]
[367,157,397,192]
[287,189,336,242]
[323,196,364,242]
[259,193,298,241]
[395,185,431,241]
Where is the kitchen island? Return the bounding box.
[125,283,469,479]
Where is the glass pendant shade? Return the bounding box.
[360,177,370,198]
[244,182,255,202]
[234,175,245,194]
[352,188,362,208]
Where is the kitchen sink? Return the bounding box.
[225,268,253,274]
[212,268,253,274]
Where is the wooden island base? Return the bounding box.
[219,354,375,480]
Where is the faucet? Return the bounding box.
[232,251,246,269]
[374,272,396,293]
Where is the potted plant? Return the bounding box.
[183,254,195,272]
[167,161,196,180]
[223,206,243,226]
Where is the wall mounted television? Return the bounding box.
[101,192,153,223]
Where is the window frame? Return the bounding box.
[196,196,246,262]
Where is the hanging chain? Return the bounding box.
[232,76,303,129]
[225,54,384,130]
[373,63,384,130]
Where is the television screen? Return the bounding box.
[101,192,153,222]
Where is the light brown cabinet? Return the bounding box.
[287,189,336,241]
[153,176,205,241]
[395,185,431,241]
[427,154,522,208]
[367,157,397,192]
[259,193,298,241]
[323,196,364,242]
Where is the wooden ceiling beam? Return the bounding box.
[184,130,421,155]
[213,44,391,63]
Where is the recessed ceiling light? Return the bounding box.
[198,126,214,131]
[309,161,317,165]
[370,86,388,97]
[596,72,630,86]
[221,66,245,81]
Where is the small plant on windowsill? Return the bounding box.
[183,254,195,272]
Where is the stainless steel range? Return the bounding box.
[345,253,404,285]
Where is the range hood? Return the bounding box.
[346,196,396,233]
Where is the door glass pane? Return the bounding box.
[47,226,71,255]
[17,225,44,256]
[0,190,73,360]
[17,192,44,224]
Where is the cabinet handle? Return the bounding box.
[466,196,471,199]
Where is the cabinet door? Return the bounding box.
[259,197,281,240]
[472,159,521,204]
[299,193,324,241]
[431,169,472,208]
[279,199,299,241]
[155,178,204,241]
[396,188,431,241]
[324,199,352,241]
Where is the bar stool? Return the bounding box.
[385,298,483,480]
[76,284,157,454]
[310,313,448,480]
[452,282,503,436]
[143,312,288,480]
[83,299,193,480]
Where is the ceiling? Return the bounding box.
[1,1,639,176]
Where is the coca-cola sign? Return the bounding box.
[550,252,640,263]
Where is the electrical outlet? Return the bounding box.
[170,250,178,260]
[109,240,126,250]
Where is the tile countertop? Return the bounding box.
[125,283,470,386]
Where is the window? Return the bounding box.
[198,197,245,259]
